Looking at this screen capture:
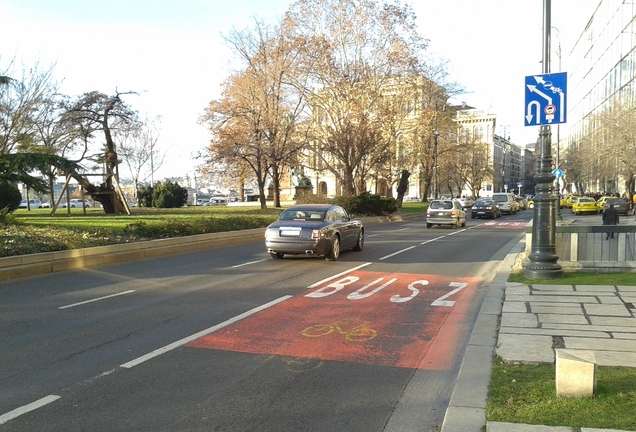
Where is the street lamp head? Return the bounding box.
[434,130,440,137]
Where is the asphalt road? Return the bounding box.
[0,210,532,432]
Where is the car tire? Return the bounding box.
[471,214,475,219]
[461,220,466,227]
[352,230,364,251]
[426,223,432,228]
[326,235,340,261]
[270,252,284,259]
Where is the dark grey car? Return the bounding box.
[265,204,364,261]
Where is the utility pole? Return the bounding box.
[524,0,563,279]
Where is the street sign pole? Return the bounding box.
[524,0,563,280]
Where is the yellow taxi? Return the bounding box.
[571,196,599,215]
[596,196,613,213]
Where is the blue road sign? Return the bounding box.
[552,168,563,178]
[524,72,567,126]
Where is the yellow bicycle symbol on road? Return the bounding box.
[302,319,378,342]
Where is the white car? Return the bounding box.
[454,197,474,209]
[18,199,42,208]
[62,199,91,208]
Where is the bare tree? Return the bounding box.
[116,114,165,198]
[285,0,427,195]
[1,60,60,155]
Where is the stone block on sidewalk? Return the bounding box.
[555,349,597,398]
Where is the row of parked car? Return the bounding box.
[18,199,92,209]
[426,192,526,228]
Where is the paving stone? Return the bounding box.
[582,428,633,432]
[496,334,554,364]
[542,323,634,334]
[584,304,633,317]
[505,285,530,296]
[487,422,572,432]
[502,302,527,313]
[500,327,609,339]
[538,313,589,324]
[574,285,618,292]
[565,337,636,353]
[500,313,538,328]
[617,285,636,292]
[590,316,636,327]
[592,350,636,367]
[505,294,599,303]
[529,304,582,314]
[613,332,636,340]
[576,285,618,291]
[531,285,575,292]
[594,296,625,305]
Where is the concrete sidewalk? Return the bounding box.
[441,240,636,432]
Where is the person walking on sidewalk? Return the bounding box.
[603,203,619,239]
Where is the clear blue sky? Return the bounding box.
[2,0,597,179]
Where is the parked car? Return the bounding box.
[454,197,474,209]
[515,196,527,210]
[62,199,91,208]
[571,197,598,215]
[491,193,519,214]
[18,199,42,209]
[596,195,614,213]
[527,197,535,208]
[471,198,501,219]
[426,199,466,228]
[210,195,229,203]
[603,197,630,215]
[41,201,51,208]
[264,204,363,261]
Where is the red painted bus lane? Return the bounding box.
[187,271,480,370]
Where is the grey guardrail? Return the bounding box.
[0,212,423,281]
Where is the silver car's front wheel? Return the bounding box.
[352,230,364,251]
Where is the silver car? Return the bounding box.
[426,199,467,228]
[265,204,364,261]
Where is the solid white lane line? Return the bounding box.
[59,290,136,309]
[0,395,60,425]
[306,262,373,289]
[120,295,292,369]
[447,228,467,235]
[379,246,417,261]
[420,236,445,245]
[232,259,268,267]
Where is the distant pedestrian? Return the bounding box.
[602,203,619,239]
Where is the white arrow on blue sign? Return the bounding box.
[552,168,563,178]
[524,72,567,126]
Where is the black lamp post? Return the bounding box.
[524,0,563,279]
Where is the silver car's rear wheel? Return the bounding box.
[270,252,284,259]
[326,235,340,261]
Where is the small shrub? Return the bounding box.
[331,192,397,216]
[0,181,22,213]
[137,184,153,207]
[152,180,188,208]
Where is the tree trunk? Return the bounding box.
[396,169,410,208]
